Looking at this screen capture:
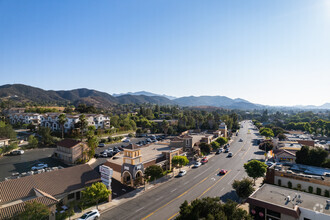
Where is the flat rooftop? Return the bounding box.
[250,184,330,215]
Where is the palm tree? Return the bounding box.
[79,114,88,141]
[58,114,67,139]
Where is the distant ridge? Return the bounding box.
[113,91,176,100]
[0,84,329,110]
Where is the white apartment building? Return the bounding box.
[8,113,110,132]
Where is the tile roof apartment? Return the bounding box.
[0,164,100,220]
[246,184,330,220]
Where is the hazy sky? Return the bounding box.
[1,0,329,106]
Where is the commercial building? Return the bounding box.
[265,163,330,197]
[0,164,100,220]
[246,184,330,220]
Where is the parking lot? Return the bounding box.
[0,148,68,181]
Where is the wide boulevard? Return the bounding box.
[101,120,263,220]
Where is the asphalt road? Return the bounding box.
[100,121,264,220]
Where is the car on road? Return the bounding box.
[123,139,130,143]
[31,163,48,171]
[227,152,233,157]
[216,148,223,154]
[98,143,105,147]
[239,139,243,142]
[193,162,202,168]
[78,209,100,220]
[201,157,208,164]
[219,169,227,175]
[10,150,24,155]
[224,148,229,153]
[178,170,187,177]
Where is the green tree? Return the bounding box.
[175,197,251,220]
[259,127,274,138]
[0,121,17,140]
[28,135,38,148]
[211,141,220,150]
[216,137,228,146]
[295,146,329,167]
[199,143,212,155]
[232,178,254,199]
[258,141,274,152]
[81,182,111,209]
[38,127,54,146]
[58,113,67,139]
[295,145,310,165]
[144,165,163,182]
[161,120,170,135]
[244,160,267,185]
[277,133,287,141]
[172,156,189,171]
[19,201,50,220]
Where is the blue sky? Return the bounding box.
[0,0,329,106]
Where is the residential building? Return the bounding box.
[246,184,330,220]
[54,139,88,164]
[0,164,100,220]
[8,113,110,132]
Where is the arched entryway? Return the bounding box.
[122,171,133,186]
[134,170,144,186]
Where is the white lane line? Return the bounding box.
[227,172,241,185]
[221,187,225,191]
[171,188,177,193]
[183,181,189,185]
[155,196,163,201]
[193,167,211,179]
[135,207,144,212]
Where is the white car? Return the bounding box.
[178,170,187,177]
[31,163,48,171]
[10,150,24,155]
[78,209,100,220]
[193,162,202,168]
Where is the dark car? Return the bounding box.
[94,154,99,158]
[225,148,229,153]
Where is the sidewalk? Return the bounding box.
[68,172,177,219]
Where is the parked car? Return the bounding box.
[224,148,229,153]
[266,161,274,167]
[239,139,243,142]
[98,143,105,147]
[219,169,227,175]
[31,163,48,171]
[216,148,223,154]
[201,157,208,164]
[78,209,100,220]
[193,162,202,168]
[10,150,24,155]
[178,170,187,177]
[100,151,108,158]
[123,138,130,143]
[227,152,233,157]
[94,153,99,158]
[224,145,228,149]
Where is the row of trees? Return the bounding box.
[199,137,228,155]
[295,146,330,168]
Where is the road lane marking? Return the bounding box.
[193,167,211,179]
[168,212,179,220]
[183,181,189,185]
[155,196,163,201]
[170,188,177,193]
[198,170,231,198]
[135,207,145,212]
[227,171,241,185]
[142,168,220,220]
[221,187,225,191]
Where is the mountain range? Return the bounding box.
[0,84,329,110]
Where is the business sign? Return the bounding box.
[99,165,113,176]
[99,165,113,189]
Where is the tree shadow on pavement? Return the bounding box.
[220,190,239,203]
